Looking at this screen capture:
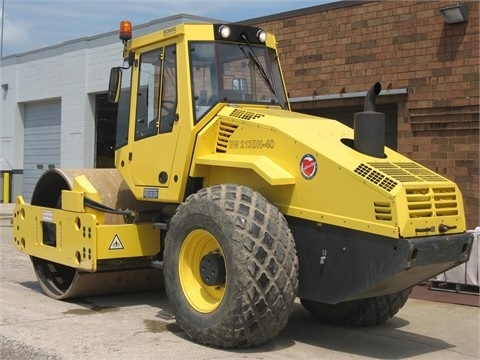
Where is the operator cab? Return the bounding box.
[108,22,289,201]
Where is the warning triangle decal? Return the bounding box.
[109,234,124,250]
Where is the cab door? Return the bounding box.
[129,44,180,189]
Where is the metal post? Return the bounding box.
[3,172,10,203]
[1,0,5,58]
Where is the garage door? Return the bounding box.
[23,100,61,201]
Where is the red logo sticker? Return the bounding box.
[300,154,317,180]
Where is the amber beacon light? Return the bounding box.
[119,21,132,43]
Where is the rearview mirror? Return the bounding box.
[108,67,122,103]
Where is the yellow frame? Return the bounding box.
[13,196,160,272]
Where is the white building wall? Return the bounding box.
[1,61,23,168]
[60,45,93,168]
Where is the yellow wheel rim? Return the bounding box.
[179,229,225,313]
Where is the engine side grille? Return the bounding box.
[357,162,460,220]
[433,186,459,216]
[406,186,459,218]
[216,121,238,153]
[405,188,433,218]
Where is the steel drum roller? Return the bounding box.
[29,169,163,300]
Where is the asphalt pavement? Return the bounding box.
[0,203,479,359]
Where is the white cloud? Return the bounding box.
[2,16,32,45]
[1,7,35,55]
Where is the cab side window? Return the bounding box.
[135,45,177,140]
[159,44,177,133]
[135,49,161,140]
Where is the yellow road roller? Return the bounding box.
[13,21,474,348]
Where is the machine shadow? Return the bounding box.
[72,289,169,309]
[163,302,454,359]
[19,280,168,310]
[245,303,454,359]
[19,280,43,293]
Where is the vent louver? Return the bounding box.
[374,202,393,221]
[216,121,238,153]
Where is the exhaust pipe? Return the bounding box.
[354,82,385,158]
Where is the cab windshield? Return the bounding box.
[189,41,288,123]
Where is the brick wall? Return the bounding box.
[251,0,479,229]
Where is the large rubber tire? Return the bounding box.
[163,184,299,348]
[301,288,411,327]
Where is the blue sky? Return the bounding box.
[1,0,332,57]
